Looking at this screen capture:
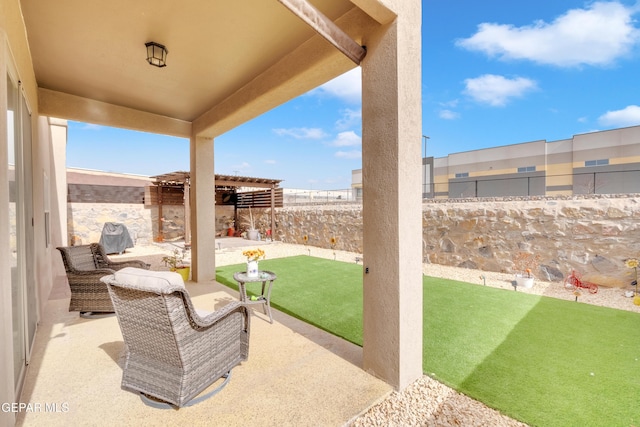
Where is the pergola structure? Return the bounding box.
[149,171,283,244]
[2,1,423,414]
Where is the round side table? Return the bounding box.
[233,270,277,323]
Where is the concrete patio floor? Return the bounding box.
[17,248,391,426]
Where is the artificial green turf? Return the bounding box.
[216,256,364,344]
[216,256,640,427]
[424,279,640,427]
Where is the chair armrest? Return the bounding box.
[185,299,250,332]
[106,260,151,270]
[70,268,117,277]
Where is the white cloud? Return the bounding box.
[439,109,460,120]
[310,68,361,103]
[273,127,327,139]
[329,131,361,147]
[335,150,362,159]
[463,74,537,106]
[336,108,362,129]
[456,1,640,67]
[598,105,640,127]
[440,99,459,108]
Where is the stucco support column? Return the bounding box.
[189,136,216,282]
[48,117,69,299]
[49,118,68,249]
[361,0,423,391]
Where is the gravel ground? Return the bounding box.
[114,240,640,427]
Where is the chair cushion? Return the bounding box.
[107,267,185,292]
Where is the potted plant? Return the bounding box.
[225,218,235,237]
[242,248,265,278]
[513,252,540,289]
[246,207,259,241]
[162,248,190,282]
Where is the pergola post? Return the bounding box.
[270,185,276,240]
[183,178,191,246]
[361,0,423,391]
[157,186,163,241]
[190,136,217,282]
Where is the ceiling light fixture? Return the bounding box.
[145,42,168,67]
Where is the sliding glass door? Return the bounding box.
[7,69,25,391]
[7,67,36,396]
[21,86,36,357]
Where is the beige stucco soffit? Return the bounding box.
[193,8,376,139]
[349,0,396,24]
[38,88,192,138]
[278,0,366,64]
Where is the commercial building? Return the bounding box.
[352,125,640,199]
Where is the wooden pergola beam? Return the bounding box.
[214,179,275,189]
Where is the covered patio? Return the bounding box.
[17,270,391,426]
[1,0,423,424]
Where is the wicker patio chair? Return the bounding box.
[56,243,150,314]
[102,267,250,408]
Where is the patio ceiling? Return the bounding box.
[21,0,381,137]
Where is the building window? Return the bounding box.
[455,172,469,178]
[585,159,609,167]
[517,166,536,173]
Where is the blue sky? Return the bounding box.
[67,0,640,189]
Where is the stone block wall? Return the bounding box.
[243,204,363,253]
[259,195,640,286]
[67,203,153,246]
[421,195,640,285]
[67,195,640,286]
[151,205,185,241]
[68,203,237,245]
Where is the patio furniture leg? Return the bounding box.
[139,371,233,409]
[79,311,116,319]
